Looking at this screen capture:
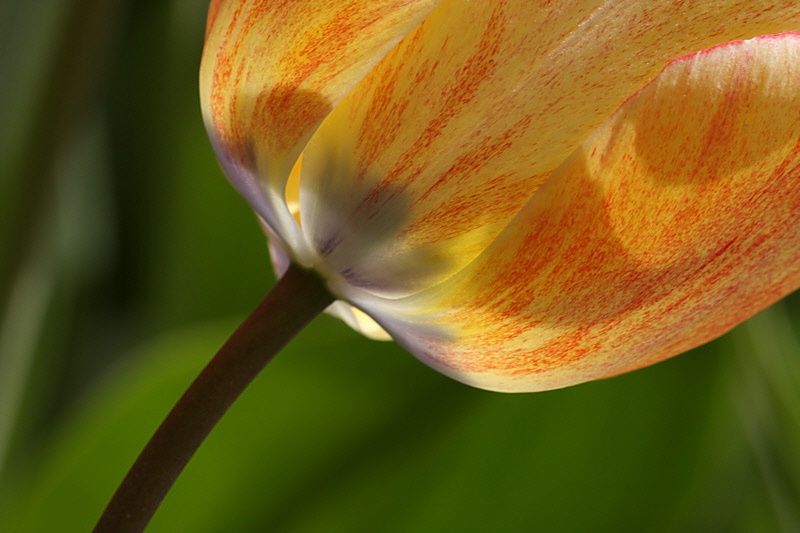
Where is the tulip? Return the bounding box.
[93,3,800,530]
[200,1,800,392]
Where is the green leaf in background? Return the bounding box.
[2,310,794,533]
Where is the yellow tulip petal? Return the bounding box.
[300,0,800,294]
[356,33,800,392]
[200,0,440,261]
[327,302,392,341]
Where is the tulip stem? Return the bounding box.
[93,263,334,533]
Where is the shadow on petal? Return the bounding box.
[300,156,461,297]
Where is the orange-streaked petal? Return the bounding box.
[300,0,800,295]
[354,33,800,392]
[200,0,440,262]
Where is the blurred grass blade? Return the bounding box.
[0,223,57,480]
[732,303,800,533]
[0,0,123,306]
[0,0,123,484]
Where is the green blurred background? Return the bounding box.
[0,1,799,531]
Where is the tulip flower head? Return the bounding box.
[201,1,800,392]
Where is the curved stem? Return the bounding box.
[93,263,334,533]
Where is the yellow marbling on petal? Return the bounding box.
[299,0,800,294]
[200,0,440,260]
[364,33,800,392]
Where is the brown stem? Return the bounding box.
[93,263,334,533]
